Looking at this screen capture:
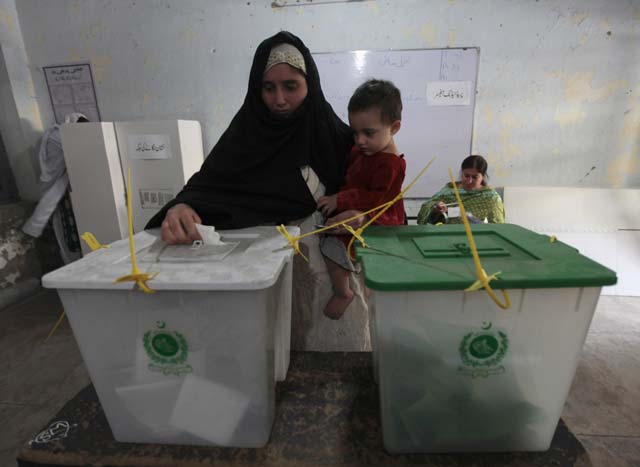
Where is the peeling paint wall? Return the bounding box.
[7,0,640,191]
[0,202,39,289]
[0,201,63,309]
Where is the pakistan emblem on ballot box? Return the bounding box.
[143,321,193,376]
[458,322,509,378]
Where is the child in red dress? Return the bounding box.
[317,79,406,320]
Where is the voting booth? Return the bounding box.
[60,120,204,254]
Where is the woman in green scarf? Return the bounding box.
[417,155,505,224]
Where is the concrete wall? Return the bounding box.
[3,0,640,200]
[0,0,44,201]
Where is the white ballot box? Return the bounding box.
[42,226,297,447]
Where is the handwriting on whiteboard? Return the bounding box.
[380,55,410,68]
[128,134,172,160]
[427,81,471,106]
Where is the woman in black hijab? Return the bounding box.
[147,31,353,244]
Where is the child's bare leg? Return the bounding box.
[324,259,354,320]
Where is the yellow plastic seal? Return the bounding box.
[114,168,157,293]
[448,169,510,310]
[276,224,308,262]
[276,157,436,262]
[343,224,367,248]
[346,157,436,257]
[80,232,110,251]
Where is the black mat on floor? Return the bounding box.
[17,352,590,467]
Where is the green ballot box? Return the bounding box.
[356,224,617,453]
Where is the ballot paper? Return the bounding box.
[448,206,461,218]
[446,207,485,224]
[141,225,239,262]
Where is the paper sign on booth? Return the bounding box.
[128,134,172,160]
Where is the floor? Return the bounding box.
[0,290,638,467]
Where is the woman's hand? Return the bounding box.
[161,203,202,245]
[317,195,338,217]
[325,209,368,234]
[434,201,448,214]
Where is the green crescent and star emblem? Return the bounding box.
[458,321,509,378]
[143,321,193,376]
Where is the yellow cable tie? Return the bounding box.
[276,224,308,262]
[465,270,502,292]
[344,156,438,260]
[81,232,110,251]
[277,157,438,260]
[363,157,437,230]
[334,157,437,241]
[343,224,367,248]
[486,287,512,310]
[295,203,391,241]
[448,169,511,310]
[463,269,510,309]
[345,226,369,260]
[44,310,66,343]
[114,272,159,283]
[114,272,158,293]
[284,157,436,245]
[115,167,156,293]
[465,279,485,292]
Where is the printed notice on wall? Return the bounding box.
[128,134,172,160]
[426,81,471,106]
[43,63,101,123]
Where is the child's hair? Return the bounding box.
[348,79,402,124]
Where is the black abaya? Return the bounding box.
[146,31,352,230]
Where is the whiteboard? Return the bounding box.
[313,48,478,198]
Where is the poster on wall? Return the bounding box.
[43,63,101,124]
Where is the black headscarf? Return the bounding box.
[146,31,352,230]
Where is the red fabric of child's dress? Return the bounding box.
[334,146,406,250]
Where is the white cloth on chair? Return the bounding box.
[23,123,68,238]
[22,113,86,264]
[22,173,69,238]
[290,166,372,352]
